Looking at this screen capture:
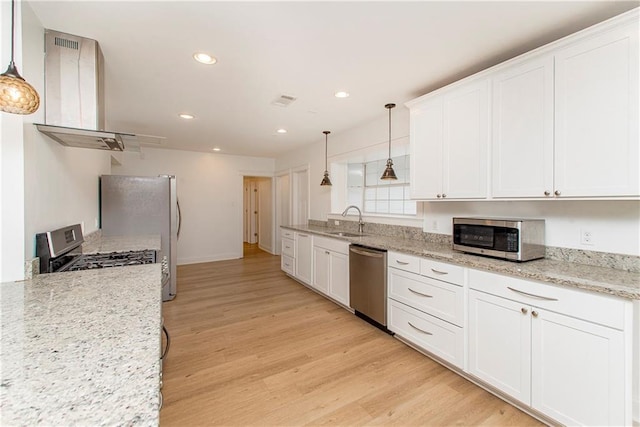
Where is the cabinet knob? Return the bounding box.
[325,251,330,255]
[532,311,539,318]
[544,191,551,196]
[554,190,561,196]
[442,193,447,198]
[436,194,442,198]
[521,307,528,315]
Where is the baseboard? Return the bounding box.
[177,252,242,265]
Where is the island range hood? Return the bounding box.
[35,29,162,151]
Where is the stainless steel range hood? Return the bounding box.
[35,30,161,151]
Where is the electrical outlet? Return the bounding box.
[580,229,594,245]
[432,220,438,230]
[334,220,340,226]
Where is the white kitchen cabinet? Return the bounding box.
[387,251,465,368]
[409,78,489,200]
[468,289,532,403]
[468,269,631,426]
[312,236,349,307]
[294,232,312,285]
[554,21,639,198]
[281,229,295,275]
[491,55,554,198]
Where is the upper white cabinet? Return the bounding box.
[491,56,554,198]
[409,9,639,200]
[409,78,489,200]
[554,21,639,197]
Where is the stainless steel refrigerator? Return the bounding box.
[100,175,180,301]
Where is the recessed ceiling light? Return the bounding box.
[334,91,350,98]
[193,52,217,65]
[212,147,221,152]
[179,113,195,119]
[276,128,287,134]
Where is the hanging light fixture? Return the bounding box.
[0,0,40,115]
[320,130,332,186]
[380,103,397,180]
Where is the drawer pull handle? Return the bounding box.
[285,246,291,249]
[408,288,433,298]
[298,234,308,237]
[408,322,433,335]
[396,260,410,265]
[430,268,448,275]
[507,287,558,301]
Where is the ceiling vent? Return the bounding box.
[54,36,79,50]
[272,94,297,107]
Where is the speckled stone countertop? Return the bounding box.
[283,225,640,300]
[82,235,161,254]
[0,264,162,426]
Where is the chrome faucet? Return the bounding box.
[342,205,364,233]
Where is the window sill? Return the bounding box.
[327,212,423,228]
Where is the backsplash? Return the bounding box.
[310,219,640,273]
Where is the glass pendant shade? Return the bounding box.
[320,130,332,186]
[381,103,397,180]
[0,0,40,115]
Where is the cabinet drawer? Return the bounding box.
[281,254,294,275]
[389,300,464,368]
[420,258,465,285]
[281,228,295,240]
[313,236,349,255]
[388,251,421,274]
[281,238,295,257]
[468,269,628,330]
[389,268,464,327]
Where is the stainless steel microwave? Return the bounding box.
[452,218,545,261]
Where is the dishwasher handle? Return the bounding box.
[349,246,385,258]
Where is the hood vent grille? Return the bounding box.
[54,37,79,50]
[272,94,297,107]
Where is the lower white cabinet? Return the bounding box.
[294,232,312,285]
[468,270,630,426]
[312,236,349,307]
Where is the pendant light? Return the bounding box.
[380,103,397,180]
[0,0,40,115]
[320,130,332,186]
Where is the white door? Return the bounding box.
[328,251,349,306]
[554,22,639,197]
[409,98,443,200]
[468,289,532,404]
[312,247,330,294]
[442,78,489,199]
[492,55,554,198]
[531,309,626,426]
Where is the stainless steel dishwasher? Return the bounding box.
[349,244,390,331]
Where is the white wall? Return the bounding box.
[113,148,275,264]
[275,106,639,256]
[1,2,111,281]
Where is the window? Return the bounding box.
[346,154,416,215]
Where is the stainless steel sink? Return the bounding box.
[326,231,365,237]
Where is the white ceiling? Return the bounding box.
[28,1,638,158]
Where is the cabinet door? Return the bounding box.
[492,56,554,198]
[295,233,312,285]
[531,309,627,426]
[328,251,349,307]
[409,98,443,199]
[312,247,330,294]
[555,23,639,197]
[442,79,489,199]
[468,290,531,404]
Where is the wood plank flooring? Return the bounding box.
[160,244,542,426]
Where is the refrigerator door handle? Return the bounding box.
[177,198,182,240]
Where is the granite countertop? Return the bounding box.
[283,225,640,300]
[0,264,162,426]
[82,235,161,255]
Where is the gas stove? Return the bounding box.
[36,224,156,274]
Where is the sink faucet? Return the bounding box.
[341,205,364,233]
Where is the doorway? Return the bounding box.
[242,176,274,254]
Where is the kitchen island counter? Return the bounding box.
[283,225,640,300]
[0,264,161,426]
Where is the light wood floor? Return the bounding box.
[160,244,542,426]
